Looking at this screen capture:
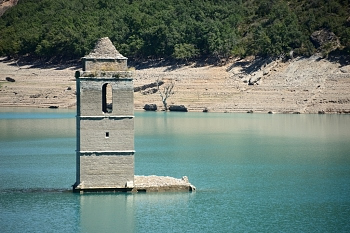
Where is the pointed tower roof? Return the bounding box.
[85,37,126,59]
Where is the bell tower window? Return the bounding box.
[102,83,113,113]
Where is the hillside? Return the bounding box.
[1,55,349,114]
[133,56,350,114]
[1,0,349,113]
[0,0,349,60]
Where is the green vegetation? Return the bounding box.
[0,0,349,61]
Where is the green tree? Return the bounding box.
[0,0,348,60]
[173,43,199,61]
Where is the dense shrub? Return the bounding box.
[0,0,348,60]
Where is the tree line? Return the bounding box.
[0,0,349,61]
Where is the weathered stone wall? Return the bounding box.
[76,76,134,189]
[78,77,133,116]
[74,37,135,191]
[83,58,127,72]
[79,117,134,152]
[80,155,134,188]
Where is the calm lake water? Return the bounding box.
[0,108,350,232]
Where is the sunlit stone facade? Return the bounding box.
[73,38,134,192]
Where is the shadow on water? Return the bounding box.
[0,188,73,194]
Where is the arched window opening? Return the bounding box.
[102,83,113,113]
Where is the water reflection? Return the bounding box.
[78,192,193,233]
[0,108,75,141]
[79,193,135,233]
[0,192,81,233]
[135,111,350,141]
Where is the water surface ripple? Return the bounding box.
[1,109,349,232]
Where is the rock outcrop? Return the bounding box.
[143,103,157,111]
[310,29,340,55]
[169,105,188,112]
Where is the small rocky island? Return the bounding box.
[134,176,196,192]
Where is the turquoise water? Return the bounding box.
[0,108,350,232]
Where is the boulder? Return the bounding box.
[310,29,338,48]
[143,104,157,111]
[310,29,340,54]
[248,71,263,85]
[5,77,15,82]
[169,105,188,112]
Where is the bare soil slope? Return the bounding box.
[1,56,349,113]
[0,58,77,108]
[134,56,350,113]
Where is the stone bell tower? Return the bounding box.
[73,37,134,192]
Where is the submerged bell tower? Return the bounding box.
[73,37,134,192]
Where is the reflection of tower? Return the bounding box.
[80,194,135,232]
[73,37,134,192]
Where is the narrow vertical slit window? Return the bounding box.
[105,132,109,138]
[102,83,113,113]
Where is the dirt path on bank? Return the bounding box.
[1,56,350,113]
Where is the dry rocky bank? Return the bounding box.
[0,56,350,114]
[0,0,18,17]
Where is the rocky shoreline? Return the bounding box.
[1,56,350,114]
[73,175,196,193]
[133,175,196,192]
